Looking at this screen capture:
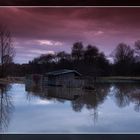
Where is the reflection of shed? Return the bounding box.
[26,74,43,86]
[47,87,85,100]
[45,69,84,88]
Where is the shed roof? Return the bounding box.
[46,69,81,76]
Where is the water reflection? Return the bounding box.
[25,82,140,117]
[71,83,110,123]
[0,82,140,133]
[25,83,111,122]
[0,83,14,132]
[111,83,140,111]
[71,83,110,112]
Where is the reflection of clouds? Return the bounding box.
[25,82,111,127]
[31,99,53,105]
[109,85,116,93]
[8,105,94,133]
[4,83,140,133]
[12,84,55,107]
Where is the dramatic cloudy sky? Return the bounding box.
[0,7,140,64]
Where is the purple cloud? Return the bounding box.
[0,7,140,63]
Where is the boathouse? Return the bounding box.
[45,69,84,88]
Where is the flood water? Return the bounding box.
[0,82,140,133]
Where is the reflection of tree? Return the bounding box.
[25,82,110,124]
[113,84,130,107]
[71,84,109,111]
[26,82,79,103]
[112,83,140,111]
[25,82,47,102]
[26,83,66,103]
[89,108,98,125]
[71,83,110,122]
[71,100,84,112]
[25,81,140,116]
[0,83,14,132]
[130,91,140,112]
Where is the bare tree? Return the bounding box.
[56,51,71,62]
[135,40,140,52]
[112,43,134,64]
[134,40,140,62]
[71,42,84,61]
[112,43,135,75]
[0,24,15,77]
[84,45,99,64]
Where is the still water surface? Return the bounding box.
[0,82,140,133]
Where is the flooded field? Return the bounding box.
[0,82,140,133]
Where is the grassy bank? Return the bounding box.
[0,77,25,84]
[0,76,140,84]
[96,76,140,83]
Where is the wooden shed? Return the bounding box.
[45,69,84,88]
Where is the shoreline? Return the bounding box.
[0,76,140,84]
[0,77,25,84]
[96,76,140,83]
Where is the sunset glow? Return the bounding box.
[0,7,140,63]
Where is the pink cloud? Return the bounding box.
[1,7,140,63]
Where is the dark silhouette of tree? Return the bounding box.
[82,45,110,76]
[32,53,55,64]
[84,45,99,65]
[132,40,140,76]
[26,42,110,76]
[135,40,140,53]
[96,52,110,75]
[56,51,71,62]
[6,40,140,77]
[55,51,73,70]
[71,42,84,61]
[134,40,140,62]
[113,43,134,64]
[112,43,135,75]
[0,24,15,78]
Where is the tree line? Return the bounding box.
[0,24,140,77]
[8,41,140,77]
[26,42,110,76]
[26,41,140,77]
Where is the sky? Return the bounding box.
[0,7,140,64]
